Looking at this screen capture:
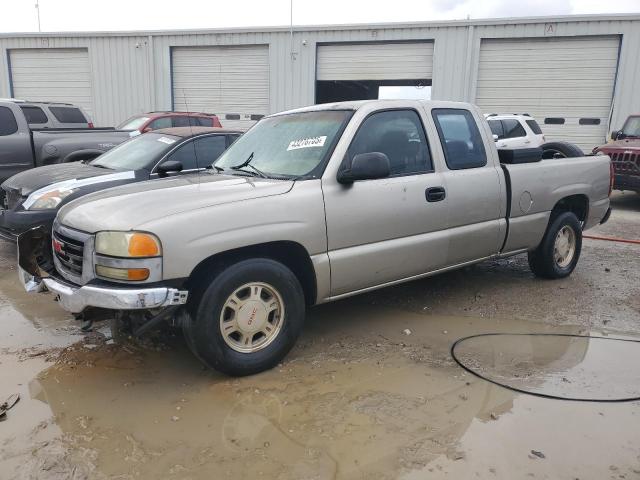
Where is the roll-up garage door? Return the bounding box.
[9,48,94,117]
[476,36,620,152]
[317,42,434,81]
[172,45,269,130]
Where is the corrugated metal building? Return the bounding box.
[1,14,639,150]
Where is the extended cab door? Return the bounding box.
[431,108,505,265]
[322,108,449,297]
[0,104,33,183]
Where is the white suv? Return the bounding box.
[485,114,545,149]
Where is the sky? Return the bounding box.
[0,0,638,33]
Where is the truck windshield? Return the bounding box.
[621,116,640,138]
[117,116,150,131]
[214,110,353,178]
[90,133,180,170]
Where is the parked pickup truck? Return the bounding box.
[593,114,640,193]
[0,99,133,183]
[18,100,613,376]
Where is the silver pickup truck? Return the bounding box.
[19,100,612,376]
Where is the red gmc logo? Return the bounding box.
[53,238,64,254]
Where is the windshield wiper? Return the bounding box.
[230,152,268,178]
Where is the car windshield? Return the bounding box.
[90,133,180,170]
[213,110,353,178]
[621,116,640,137]
[117,115,150,131]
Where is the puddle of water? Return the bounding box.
[453,333,640,401]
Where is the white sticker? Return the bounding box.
[287,136,327,151]
[157,137,176,145]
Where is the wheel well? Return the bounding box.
[551,194,589,223]
[186,241,317,306]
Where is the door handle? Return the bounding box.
[425,186,446,202]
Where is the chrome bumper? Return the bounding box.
[19,266,188,314]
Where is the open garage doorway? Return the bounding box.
[315,42,433,104]
[316,79,431,103]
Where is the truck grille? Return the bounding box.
[52,229,85,278]
[610,152,639,175]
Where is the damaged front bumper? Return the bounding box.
[17,227,188,314]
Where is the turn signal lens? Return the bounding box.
[128,233,160,257]
[96,265,150,281]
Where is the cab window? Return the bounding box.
[432,109,487,170]
[502,119,526,139]
[348,109,432,176]
[0,107,19,136]
[148,117,172,130]
[163,135,227,171]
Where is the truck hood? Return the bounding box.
[58,173,295,233]
[1,163,122,196]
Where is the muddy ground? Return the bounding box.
[1,192,639,480]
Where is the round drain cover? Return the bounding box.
[451,334,640,402]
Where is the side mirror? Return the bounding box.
[337,152,391,184]
[157,160,183,176]
[610,130,621,141]
[492,134,499,142]
[142,127,152,134]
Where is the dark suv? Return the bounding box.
[594,115,640,193]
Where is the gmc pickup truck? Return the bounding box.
[18,100,613,376]
[0,99,133,183]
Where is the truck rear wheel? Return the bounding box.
[187,258,305,376]
[528,211,582,279]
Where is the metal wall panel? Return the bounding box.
[171,45,269,129]
[9,48,94,116]
[0,15,639,136]
[316,42,434,80]
[476,36,620,150]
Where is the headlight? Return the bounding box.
[27,188,76,210]
[95,231,162,258]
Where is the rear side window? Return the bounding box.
[190,117,213,127]
[48,106,87,124]
[171,116,191,127]
[20,106,48,124]
[432,109,487,170]
[0,107,19,136]
[194,135,227,165]
[488,120,504,138]
[348,109,433,176]
[502,119,527,139]
[526,119,543,134]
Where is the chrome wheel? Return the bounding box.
[219,282,285,353]
[554,226,576,268]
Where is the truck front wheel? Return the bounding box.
[188,258,306,376]
[528,211,582,279]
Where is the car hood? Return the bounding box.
[1,163,123,196]
[599,138,640,152]
[58,173,295,233]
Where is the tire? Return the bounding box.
[541,141,584,160]
[528,211,582,279]
[188,258,305,376]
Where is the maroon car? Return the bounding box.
[594,115,640,193]
[117,111,223,134]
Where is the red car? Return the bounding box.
[116,111,223,133]
[593,114,640,193]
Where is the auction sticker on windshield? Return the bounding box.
[287,136,327,151]
[158,137,177,145]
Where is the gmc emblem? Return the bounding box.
[53,238,64,254]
